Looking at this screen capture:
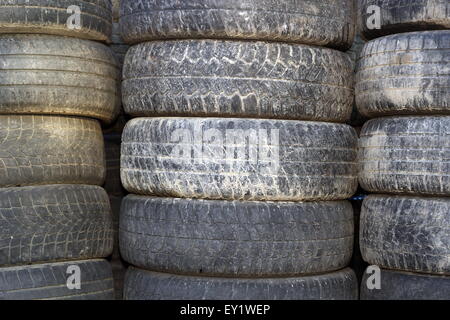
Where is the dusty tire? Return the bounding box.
[0,185,113,267]
[0,34,120,123]
[111,23,129,68]
[119,0,355,50]
[121,118,358,201]
[360,195,450,275]
[120,196,354,277]
[358,0,450,40]
[122,40,354,122]
[356,31,450,118]
[0,259,114,300]
[0,115,106,188]
[0,0,113,42]
[124,267,358,300]
[358,116,450,196]
[361,268,450,300]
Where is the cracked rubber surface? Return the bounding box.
[0,0,113,42]
[120,195,354,277]
[119,0,355,50]
[121,117,359,201]
[0,115,106,188]
[0,259,114,300]
[123,40,354,122]
[358,116,450,196]
[358,0,450,40]
[356,31,450,118]
[0,185,114,267]
[361,268,450,300]
[124,267,358,300]
[0,34,120,123]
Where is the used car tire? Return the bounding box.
[121,118,358,201]
[122,40,354,122]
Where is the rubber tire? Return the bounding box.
[356,31,450,118]
[358,116,450,196]
[121,118,358,201]
[0,259,114,300]
[358,0,450,40]
[122,40,354,122]
[0,34,120,123]
[0,0,113,42]
[119,0,355,50]
[361,268,450,300]
[0,115,106,188]
[124,267,358,300]
[111,22,129,68]
[120,195,354,277]
[360,195,450,275]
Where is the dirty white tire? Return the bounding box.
[0,34,120,123]
[120,0,355,50]
[122,40,354,122]
[358,116,450,196]
[0,0,113,42]
[121,118,359,201]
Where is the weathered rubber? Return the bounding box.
[119,0,355,50]
[0,115,106,188]
[358,0,450,40]
[358,116,450,196]
[124,267,358,300]
[111,22,129,68]
[121,118,359,201]
[0,0,113,42]
[0,259,114,300]
[122,40,354,122]
[356,31,450,118]
[120,195,354,277]
[0,34,120,123]
[0,185,113,267]
[360,195,450,275]
[361,268,450,300]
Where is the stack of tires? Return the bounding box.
[0,1,119,299]
[119,0,360,300]
[356,0,450,300]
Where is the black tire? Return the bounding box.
[111,258,126,300]
[0,0,113,42]
[119,0,355,50]
[356,31,450,118]
[124,267,358,300]
[361,268,450,300]
[358,116,450,196]
[104,135,125,197]
[360,195,450,275]
[358,0,450,40]
[122,40,354,122]
[0,259,114,300]
[120,195,354,277]
[0,185,113,266]
[121,118,358,201]
[0,115,106,188]
[0,34,120,123]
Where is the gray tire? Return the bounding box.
[122,40,354,122]
[0,115,106,188]
[356,31,450,118]
[360,195,450,275]
[0,185,114,267]
[0,34,120,123]
[120,195,354,277]
[0,0,113,42]
[358,0,450,40]
[119,0,355,50]
[358,116,450,196]
[0,259,114,300]
[121,118,358,201]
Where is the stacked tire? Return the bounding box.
[119,0,360,300]
[0,0,118,300]
[356,0,450,300]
